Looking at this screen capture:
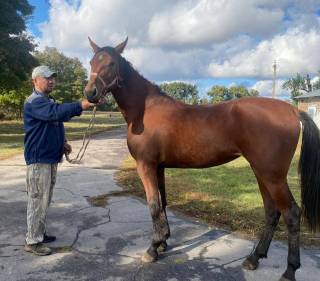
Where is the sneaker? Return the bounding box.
[24,243,52,256]
[43,233,56,243]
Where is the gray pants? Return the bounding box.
[26,163,58,245]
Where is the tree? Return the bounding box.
[0,81,32,118]
[206,85,259,103]
[159,82,199,104]
[229,85,259,99]
[314,79,320,90]
[199,97,210,104]
[249,89,259,97]
[0,0,37,89]
[207,86,229,103]
[313,71,320,90]
[34,47,87,103]
[282,73,312,100]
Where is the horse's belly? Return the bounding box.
[162,147,241,168]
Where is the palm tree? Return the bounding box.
[282,73,311,101]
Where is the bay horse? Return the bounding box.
[84,37,320,281]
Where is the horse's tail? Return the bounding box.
[299,111,320,232]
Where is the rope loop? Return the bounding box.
[64,106,97,164]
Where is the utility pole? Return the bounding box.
[272,60,277,98]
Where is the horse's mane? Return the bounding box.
[116,50,173,99]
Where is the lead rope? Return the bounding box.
[64,105,97,164]
[65,62,122,164]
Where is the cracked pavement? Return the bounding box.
[0,127,319,281]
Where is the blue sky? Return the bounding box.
[26,0,320,99]
[27,0,49,38]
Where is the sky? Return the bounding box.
[26,0,320,100]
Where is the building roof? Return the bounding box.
[295,89,320,99]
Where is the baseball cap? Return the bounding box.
[32,65,57,79]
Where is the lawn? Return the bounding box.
[0,111,126,160]
[116,147,320,246]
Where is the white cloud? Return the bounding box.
[32,0,320,85]
[251,79,290,99]
[208,28,320,79]
[125,47,209,79]
[125,36,254,80]
[38,0,174,52]
[228,82,238,88]
[312,76,319,84]
[148,0,284,46]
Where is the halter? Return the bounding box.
[87,62,123,103]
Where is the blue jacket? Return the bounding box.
[24,91,83,165]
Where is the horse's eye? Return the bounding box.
[108,62,115,67]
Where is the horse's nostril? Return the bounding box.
[85,88,99,103]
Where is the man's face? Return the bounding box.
[33,76,55,94]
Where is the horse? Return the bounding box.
[84,37,320,281]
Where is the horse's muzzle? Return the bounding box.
[84,88,101,103]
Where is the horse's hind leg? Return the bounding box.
[268,181,301,281]
[247,177,301,281]
[136,161,170,263]
[243,180,280,270]
[157,167,170,252]
[279,194,301,281]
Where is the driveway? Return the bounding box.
[0,128,319,281]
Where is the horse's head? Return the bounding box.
[84,37,128,103]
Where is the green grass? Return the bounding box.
[0,111,126,159]
[116,147,320,246]
[0,120,25,159]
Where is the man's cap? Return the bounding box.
[32,65,57,79]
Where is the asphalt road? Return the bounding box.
[0,128,319,281]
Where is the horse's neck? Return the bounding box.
[112,70,162,123]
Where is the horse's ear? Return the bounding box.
[88,37,100,53]
[115,37,128,54]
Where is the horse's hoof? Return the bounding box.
[242,258,259,270]
[157,241,167,253]
[278,276,295,281]
[141,252,157,263]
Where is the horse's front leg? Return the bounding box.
[137,161,169,263]
[157,167,170,252]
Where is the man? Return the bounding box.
[23,65,94,255]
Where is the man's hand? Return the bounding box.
[64,142,72,155]
[81,99,95,110]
